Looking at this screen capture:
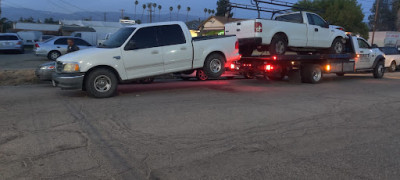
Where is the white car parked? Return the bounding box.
[225,11,347,56]
[0,33,24,53]
[379,47,400,72]
[34,37,93,60]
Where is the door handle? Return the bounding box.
[180,47,187,50]
[237,29,241,32]
[57,46,61,48]
[113,56,121,60]
[151,50,159,54]
[314,28,318,32]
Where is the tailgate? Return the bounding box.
[225,20,256,39]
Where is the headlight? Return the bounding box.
[63,63,80,73]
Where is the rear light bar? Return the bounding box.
[265,64,274,71]
[255,22,262,32]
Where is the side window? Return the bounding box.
[128,27,158,49]
[357,39,370,49]
[54,38,67,45]
[311,14,327,28]
[307,13,315,25]
[275,13,303,23]
[74,39,91,46]
[157,25,186,46]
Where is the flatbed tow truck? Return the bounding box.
[236,35,386,83]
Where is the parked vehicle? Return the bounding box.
[41,35,55,42]
[35,62,56,81]
[0,33,24,53]
[379,47,400,72]
[17,31,42,46]
[71,32,98,46]
[237,35,385,83]
[52,21,240,98]
[225,11,347,56]
[34,37,93,60]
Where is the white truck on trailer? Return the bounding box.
[225,11,347,56]
[52,21,240,98]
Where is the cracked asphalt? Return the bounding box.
[1,72,400,180]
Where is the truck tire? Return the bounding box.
[301,64,323,84]
[48,51,61,61]
[373,61,385,78]
[196,69,208,81]
[389,61,397,72]
[85,68,118,98]
[203,53,225,78]
[330,38,344,54]
[269,35,287,55]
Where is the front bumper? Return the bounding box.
[35,68,55,81]
[52,72,85,90]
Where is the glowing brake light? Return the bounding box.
[326,64,331,71]
[230,63,236,70]
[272,56,277,60]
[35,43,40,48]
[235,41,239,50]
[265,65,274,71]
[255,22,262,32]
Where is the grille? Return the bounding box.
[56,61,63,73]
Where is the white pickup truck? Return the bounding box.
[52,22,240,98]
[378,47,400,72]
[225,11,347,56]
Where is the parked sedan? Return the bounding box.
[34,37,93,60]
[35,62,56,81]
[379,47,400,72]
[0,33,24,53]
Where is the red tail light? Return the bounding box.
[255,22,262,32]
[16,41,22,45]
[272,56,277,60]
[235,41,239,50]
[35,43,40,48]
[265,65,274,71]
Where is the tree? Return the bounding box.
[177,5,181,20]
[169,6,174,21]
[147,3,153,23]
[216,0,233,17]
[44,18,58,24]
[0,18,13,33]
[134,0,139,19]
[208,9,211,16]
[368,0,397,31]
[295,0,369,39]
[141,4,146,22]
[204,8,208,19]
[212,10,215,15]
[158,5,162,21]
[186,7,191,22]
[153,3,157,21]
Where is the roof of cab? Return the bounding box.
[125,21,186,28]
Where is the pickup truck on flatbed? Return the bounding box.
[52,22,240,98]
[225,11,347,56]
[237,35,386,83]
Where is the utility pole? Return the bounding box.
[371,0,380,45]
[120,9,125,19]
[104,12,107,22]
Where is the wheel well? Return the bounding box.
[48,50,60,56]
[273,32,288,43]
[206,51,226,63]
[83,65,122,87]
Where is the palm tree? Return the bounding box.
[208,9,212,16]
[147,3,152,23]
[211,10,215,15]
[158,5,162,22]
[141,4,146,21]
[177,5,181,20]
[169,6,173,21]
[152,3,157,21]
[204,8,208,19]
[186,7,191,22]
[134,0,139,19]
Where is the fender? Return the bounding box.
[372,55,385,68]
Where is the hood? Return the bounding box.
[57,48,118,63]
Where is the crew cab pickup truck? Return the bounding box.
[225,11,347,56]
[378,47,400,72]
[237,35,386,84]
[52,22,240,98]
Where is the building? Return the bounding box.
[13,22,61,35]
[198,16,244,36]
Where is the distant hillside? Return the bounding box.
[2,7,202,23]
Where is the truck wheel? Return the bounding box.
[330,38,344,54]
[389,61,397,72]
[85,68,118,98]
[203,53,225,78]
[373,61,385,78]
[301,64,323,84]
[48,51,61,61]
[196,69,208,81]
[269,35,287,55]
[336,73,345,76]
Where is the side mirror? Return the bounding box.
[371,44,378,48]
[124,41,136,50]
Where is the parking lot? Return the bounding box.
[1,52,400,179]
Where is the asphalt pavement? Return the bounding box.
[1,72,400,179]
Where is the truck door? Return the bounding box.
[355,38,374,69]
[306,13,331,48]
[121,26,164,79]
[156,24,192,72]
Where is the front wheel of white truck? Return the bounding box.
[85,68,118,98]
[203,53,225,78]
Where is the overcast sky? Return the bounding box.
[2,0,373,21]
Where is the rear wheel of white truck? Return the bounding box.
[301,64,323,84]
[203,53,225,78]
[269,34,287,55]
[330,38,344,54]
[85,68,118,98]
[373,61,385,78]
[389,61,397,72]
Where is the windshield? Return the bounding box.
[100,27,136,48]
[0,35,19,41]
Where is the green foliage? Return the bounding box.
[44,18,58,24]
[19,17,35,23]
[0,18,13,32]
[216,0,233,17]
[295,0,369,39]
[368,0,397,31]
